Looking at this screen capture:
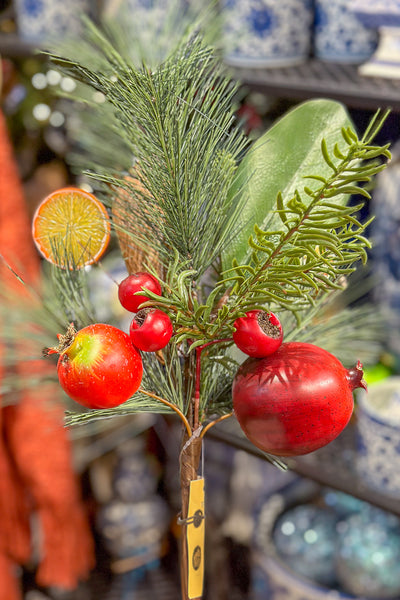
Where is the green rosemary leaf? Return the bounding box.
[276,191,287,223]
[303,174,328,183]
[362,146,392,160]
[321,137,337,172]
[324,185,370,199]
[333,142,346,159]
[341,127,353,145]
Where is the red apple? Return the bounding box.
[55,323,143,409]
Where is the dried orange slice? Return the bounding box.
[32,187,111,269]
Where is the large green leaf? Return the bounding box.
[222,99,355,269]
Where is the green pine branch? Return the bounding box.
[142,113,390,350]
[64,391,175,427]
[47,28,249,278]
[206,117,390,337]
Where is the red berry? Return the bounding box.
[233,310,283,358]
[56,323,143,409]
[130,308,173,352]
[232,342,366,456]
[118,272,162,313]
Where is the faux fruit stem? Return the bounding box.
[139,388,192,438]
[139,387,200,599]
[179,338,233,600]
[139,340,234,600]
[179,430,203,600]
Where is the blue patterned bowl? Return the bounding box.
[221,0,313,68]
[257,554,362,600]
[314,0,378,63]
[253,481,400,600]
[356,379,400,498]
[336,505,400,598]
[253,481,344,600]
[273,504,339,587]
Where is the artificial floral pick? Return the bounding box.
[16,14,392,598]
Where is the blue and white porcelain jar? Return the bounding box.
[97,496,170,559]
[221,0,313,68]
[14,0,92,43]
[314,0,378,63]
[356,378,400,498]
[370,145,400,358]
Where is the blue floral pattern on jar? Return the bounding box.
[314,0,378,63]
[24,0,44,17]
[351,0,400,29]
[249,7,275,37]
[221,0,313,68]
[370,141,400,357]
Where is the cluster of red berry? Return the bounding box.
[118,272,173,353]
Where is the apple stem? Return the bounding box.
[42,322,77,357]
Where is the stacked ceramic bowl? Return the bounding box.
[314,0,378,63]
[220,0,379,67]
[252,483,400,600]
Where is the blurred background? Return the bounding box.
[2,1,400,599]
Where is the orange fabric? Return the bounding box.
[0,107,95,594]
[0,111,39,290]
[3,394,96,590]
[0,554,22,600]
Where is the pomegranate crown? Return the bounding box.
[347,360,367,392]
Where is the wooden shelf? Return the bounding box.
[233,58,400,111]
[2,35,400,112]
[209,418,400,517]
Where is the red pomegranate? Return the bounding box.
[232,342,366,457]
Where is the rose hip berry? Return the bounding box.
[130,308,173,352]
[232,341,366,456]
[118,272,162,313]
[233,310,283,358]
